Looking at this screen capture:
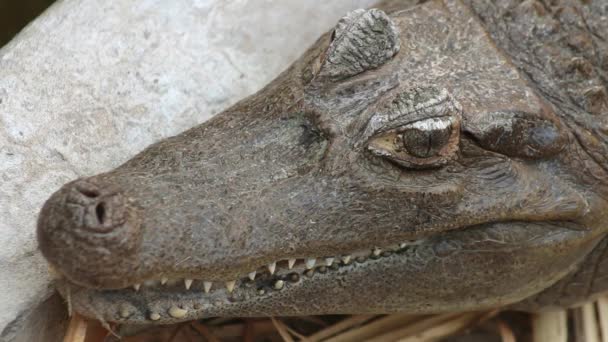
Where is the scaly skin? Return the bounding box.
[37,0,608,324]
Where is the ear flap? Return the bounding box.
[316,8,400,82]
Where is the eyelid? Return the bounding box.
[403,117,455,132]
[361,87,462,142]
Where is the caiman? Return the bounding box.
[36,0,608,324]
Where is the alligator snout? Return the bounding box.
[37,178,142,288]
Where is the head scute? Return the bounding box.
[317,8,400,82]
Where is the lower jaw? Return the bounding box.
[59,221,599,324]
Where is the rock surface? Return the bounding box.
[0,0,375,337]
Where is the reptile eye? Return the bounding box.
[398,120,453,158]
[368,117,460,169]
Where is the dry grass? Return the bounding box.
[64,294,608,342]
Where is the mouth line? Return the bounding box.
[55,238,428,296]
[53,220,588,298]
[55,238,432,321]
[53,220,590,323]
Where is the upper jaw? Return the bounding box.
[40,153,592,291]
[52,199,592,291]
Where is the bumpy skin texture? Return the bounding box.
[37,0,608,324]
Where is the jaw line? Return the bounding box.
[54,237,428,300]
[55,239,429,323]
[54,220,592,324]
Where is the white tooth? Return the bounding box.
[161,277,168,285]
[203,281,212,293]
[268,262,276,275]
[400,243,407,248]
[305,258,316,269]
[168,306,188,319]
[342,255,351,264]
[184,279,193,290]
[248,271,256,281]
[288,258,296,269]
[373,248,382,256]
[225,280,236,293]
[274,280,285,290]
[325,257,334,266]
[149,312,161,321]
[133,284,141,291]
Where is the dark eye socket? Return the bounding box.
[367,117,460,169]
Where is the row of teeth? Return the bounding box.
[130,241,423,295]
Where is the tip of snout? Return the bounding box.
[37,178,142,288]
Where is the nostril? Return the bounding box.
[95,202,106,225]
[80,188,100,198]
[38,179,143,287]
[57,179,137,236]
[73,181,101,200]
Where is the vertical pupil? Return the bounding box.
[400,127,452,158]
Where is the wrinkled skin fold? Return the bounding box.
[37,0,608,324]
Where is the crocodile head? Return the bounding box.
[37,1,608,324]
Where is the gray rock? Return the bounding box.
[0,0,375,338]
